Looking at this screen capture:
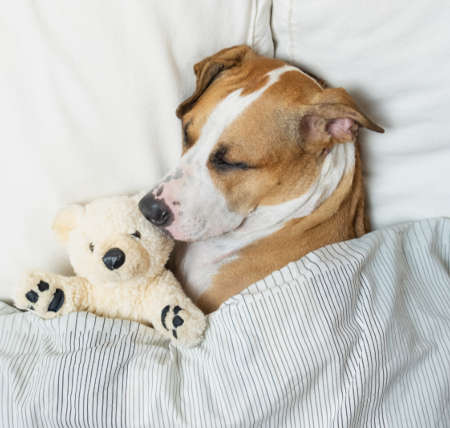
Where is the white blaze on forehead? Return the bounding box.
[184,65,301,166]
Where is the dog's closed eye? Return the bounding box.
[210,146,250,172]
[131,231,141,239]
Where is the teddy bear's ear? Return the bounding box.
[52,204,84,243]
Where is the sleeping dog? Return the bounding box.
[139,45,383,313]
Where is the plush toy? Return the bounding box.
[14,195,207,347]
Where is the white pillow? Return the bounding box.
[0,1,273,302]
[272,0,450,230]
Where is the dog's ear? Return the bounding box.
[176,45,253,118]
[52,204,84,243]
[300,88,384,148]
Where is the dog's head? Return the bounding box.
[139,46,383,242]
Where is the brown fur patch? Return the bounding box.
[180,56,287,155]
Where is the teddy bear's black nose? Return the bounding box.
[103,248,126,270]
[139,192,173,227]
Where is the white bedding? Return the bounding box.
[1,218,449,427]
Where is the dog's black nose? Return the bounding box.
[139,192,173,227]
[103,248,126,270]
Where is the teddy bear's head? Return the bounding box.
[52,195,174,286]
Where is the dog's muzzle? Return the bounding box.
[139,192,173,228]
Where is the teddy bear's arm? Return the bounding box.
[143,270,207,347]
[15,272,92,320]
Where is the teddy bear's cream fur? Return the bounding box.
[15,195,207,347]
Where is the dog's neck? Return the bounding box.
[174,141,364,312]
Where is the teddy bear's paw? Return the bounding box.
[160,304,207,347]
[16,273,68,319]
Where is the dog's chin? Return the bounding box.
[168,216,248,243]
[169,229,219,243]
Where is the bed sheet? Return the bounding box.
[1,218,449,427]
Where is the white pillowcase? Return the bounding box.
[0,0,273,301]
[272,0,450,230]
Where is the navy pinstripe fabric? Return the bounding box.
[1,218,450,427]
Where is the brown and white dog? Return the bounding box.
[139,45,383,314]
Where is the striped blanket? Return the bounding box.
[1,218,449,427]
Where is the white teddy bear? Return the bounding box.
[15,195,207,347]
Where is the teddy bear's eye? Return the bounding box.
[131,231,141,239]
[89,242,95,252]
